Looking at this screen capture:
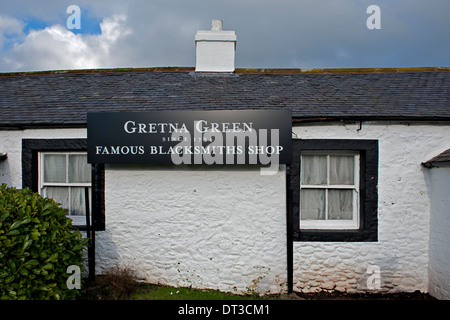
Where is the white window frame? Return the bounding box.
[38,152,91,226]
[300,150,360,230]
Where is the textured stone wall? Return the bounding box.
[0,128,86,187]
[426,167,450,299]
[292,121,450,294]
[97,165,287,295]
[1,121,449,295]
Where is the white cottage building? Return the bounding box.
[0,21,449,299]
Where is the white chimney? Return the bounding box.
[195,19,237,72]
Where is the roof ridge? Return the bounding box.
[0,66,448,77]
[0,67,195,77]
[235,67,450,74]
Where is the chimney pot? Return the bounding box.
[211,19,223,31]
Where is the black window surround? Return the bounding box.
[22,139,105,231]
[288,139,378,242]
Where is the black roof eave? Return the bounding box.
[422,161,450,168]
[292,116,450,124]
[1,116,450,131]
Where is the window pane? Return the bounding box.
[300,189,325,220]
[45,186,69,209]
[301,155,327,185]
[68,154,91,183]
[43,154,66,183]
[70,187,90,216]
[330,155,354,185]
[328,189,353,220]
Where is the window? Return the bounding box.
[300,151,360,230]
[39,152,91,226]
[22,138,105,231]
[289,139,378,242]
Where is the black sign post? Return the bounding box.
[87,110,291,165]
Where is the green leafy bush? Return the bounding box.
[0,184,88,300]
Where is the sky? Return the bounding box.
[0,0,449,72]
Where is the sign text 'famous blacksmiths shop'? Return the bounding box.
[87,110,292,167]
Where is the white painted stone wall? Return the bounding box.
[0,128,87,187]
[1,121,449,296]
[0,128,287,295]
[97,165,287,295]
[292,121,450,295]
[425,167,450,299]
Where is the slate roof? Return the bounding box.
[422,148,450,168]
[0,67,449,128]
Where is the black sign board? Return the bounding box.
[87,110,291,165]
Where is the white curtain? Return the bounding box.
[301,155,327,185]
[328,189,353,220]
[70,187,91,216]
[330,155,354,185]
[45,186,69,208]
[43,186,90,216]
[43,154,91,217]
[300,189,325,220]
[69,154,91,183]
[43,154,66,183]
[301,154,355,221]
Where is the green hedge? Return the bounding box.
[0,184,88,300]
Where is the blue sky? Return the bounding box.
[22,11,102,35]
[0,0,449,72]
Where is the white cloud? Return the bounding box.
[0,1,449,71]
[0,14,130,72]
[0,15,25,49]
